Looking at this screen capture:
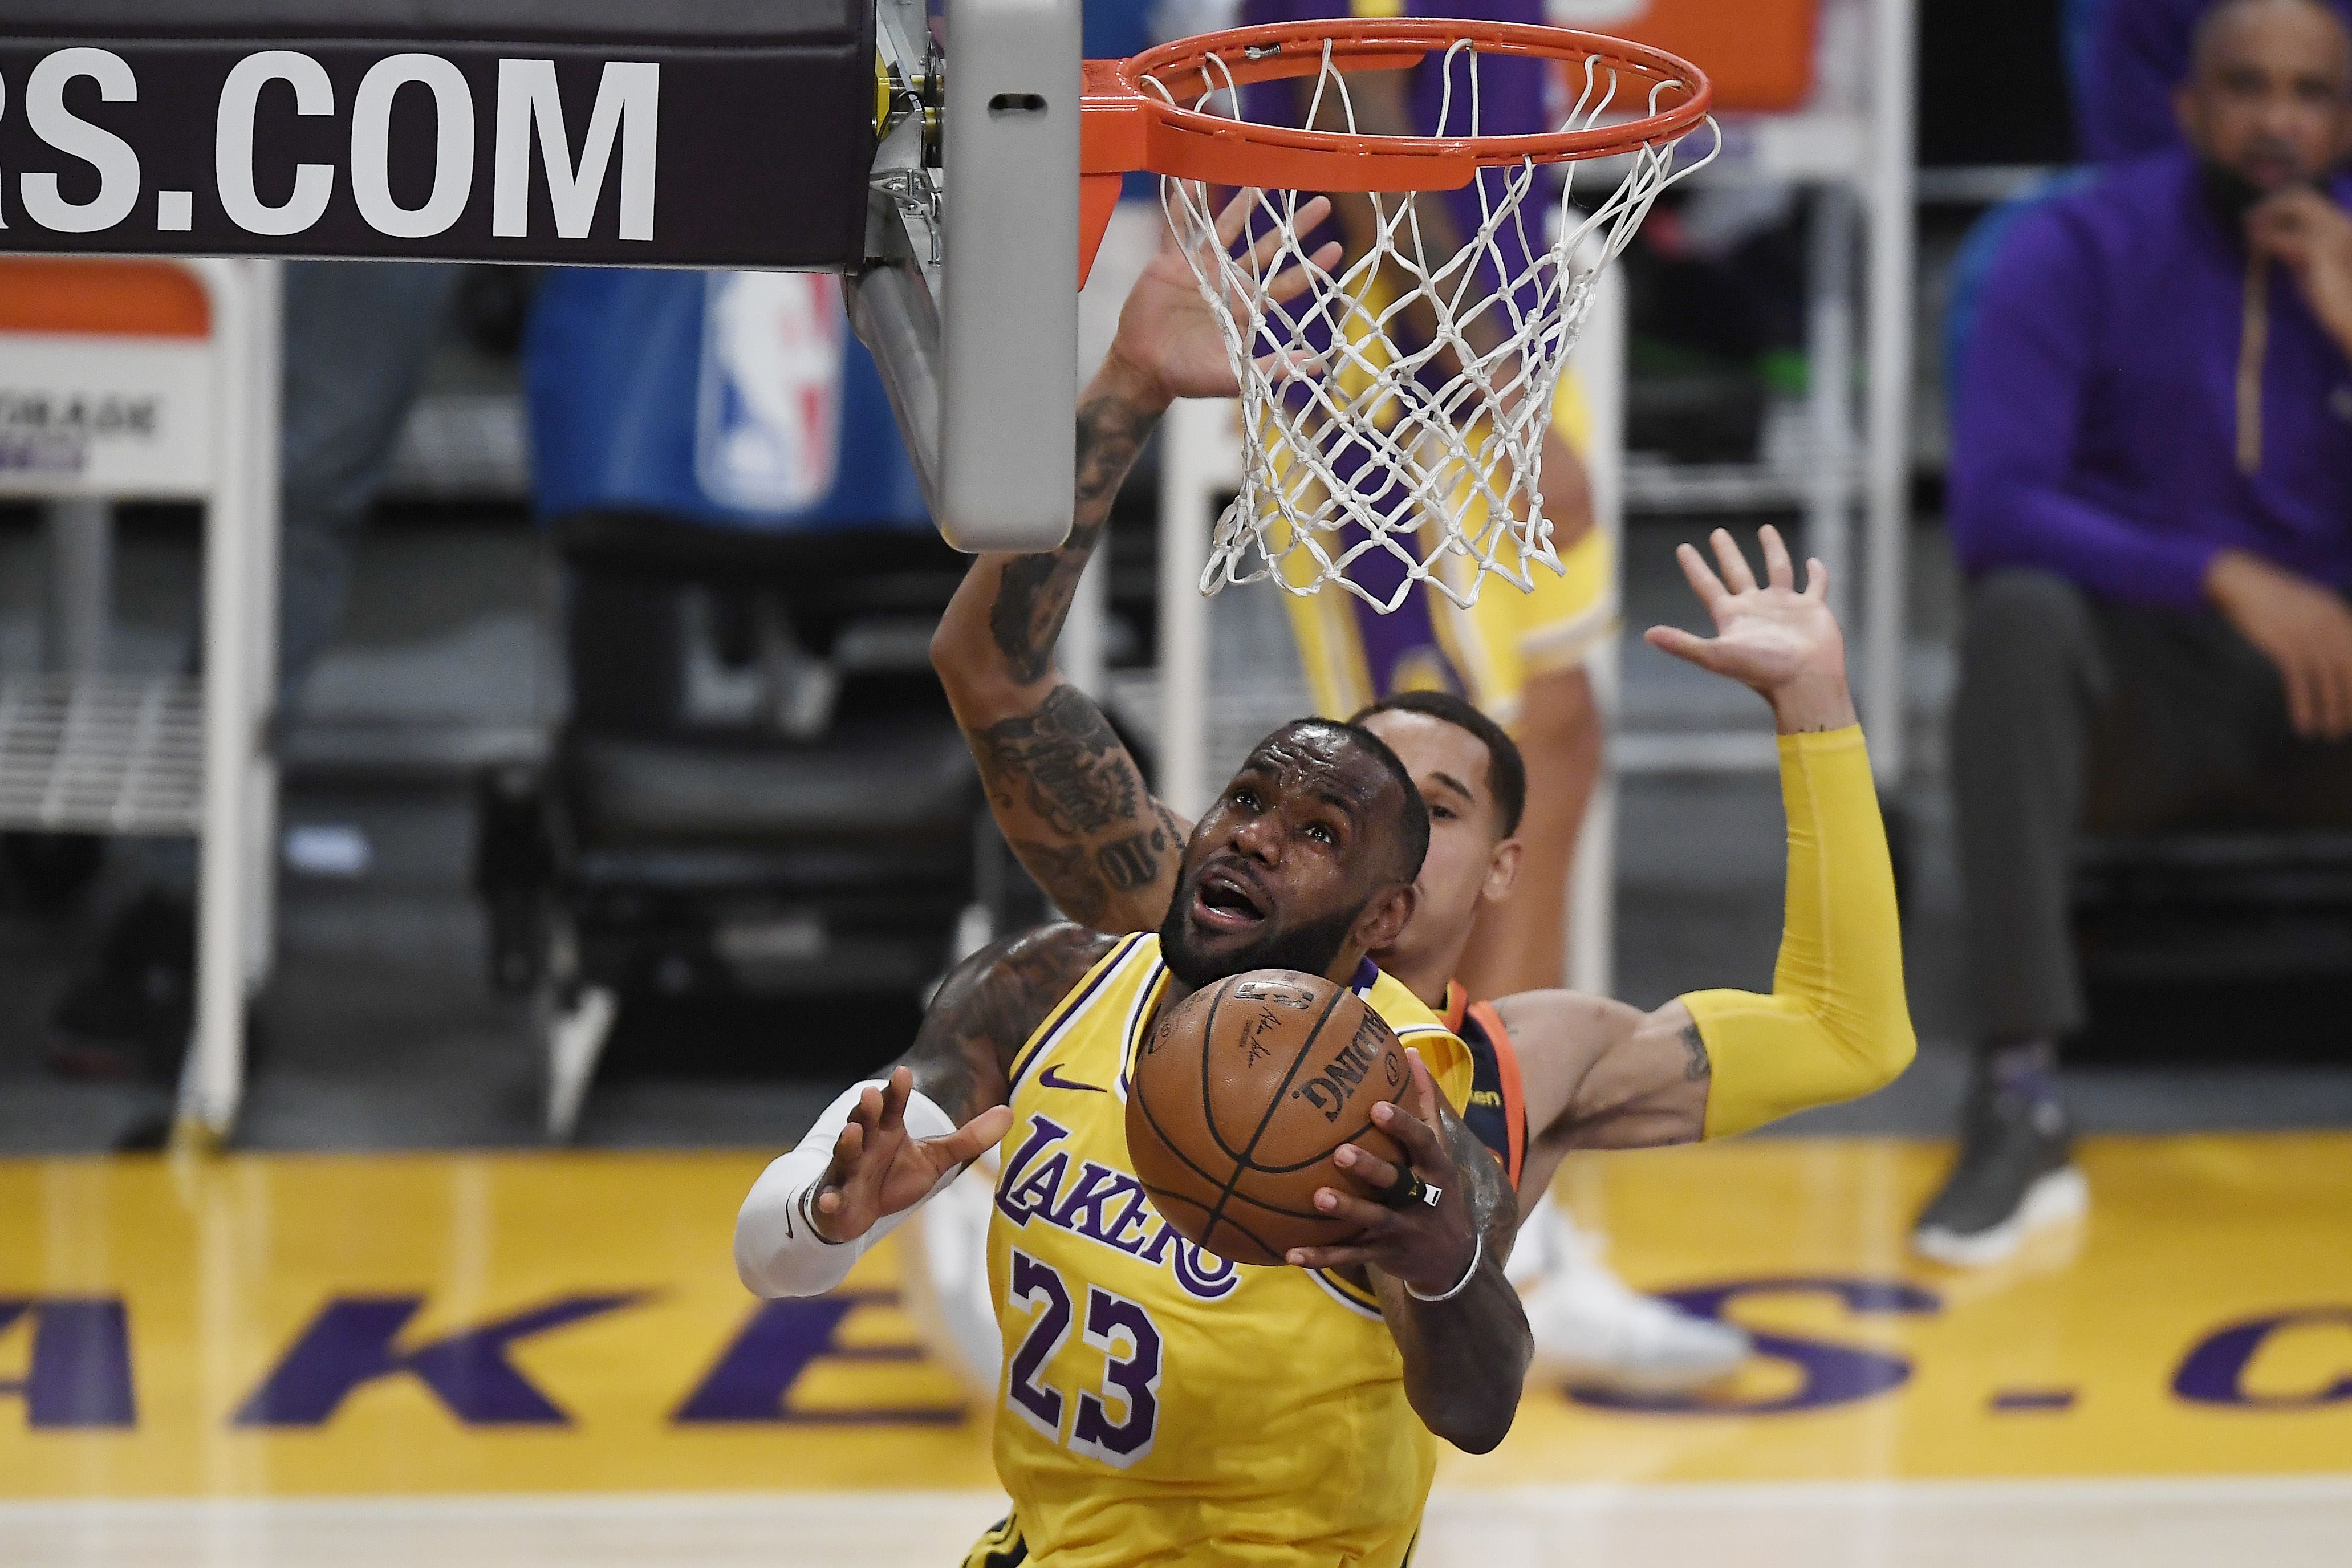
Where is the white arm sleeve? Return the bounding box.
[733,1080,964,1299]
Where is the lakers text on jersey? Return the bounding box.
[966,934,1473,1568]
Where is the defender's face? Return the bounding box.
[2181,0,2352,189]
[1160,729,1394,988]
[1356,709,1514,957]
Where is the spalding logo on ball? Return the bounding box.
[1126,968,1411,1266]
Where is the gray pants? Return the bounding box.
[1952,567,2352,1042]
[276,260,464,702]
[143,262,460,895]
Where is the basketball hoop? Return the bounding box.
[1080,19,1715,611]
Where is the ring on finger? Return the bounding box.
[1375,1167,1443,1210]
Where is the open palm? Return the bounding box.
[1646,526,1847,701]
[1107,191,1342,403]
[811,1067,1012,1243]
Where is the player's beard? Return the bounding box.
[1158,886,1362,993]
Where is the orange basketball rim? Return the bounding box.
[1077,16,1713,278]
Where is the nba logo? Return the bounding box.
[695,271,846,512]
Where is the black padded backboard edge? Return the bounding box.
[0,6,879,268]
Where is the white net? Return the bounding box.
[1149,38,1713,612]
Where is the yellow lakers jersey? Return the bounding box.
[969,934,1473,1568]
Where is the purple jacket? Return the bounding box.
[1949,149,2352,607]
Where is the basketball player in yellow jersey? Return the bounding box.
[928,196,1914,1285]
[736,717,1530,1566]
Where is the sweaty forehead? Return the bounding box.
[1238,725,1388,809]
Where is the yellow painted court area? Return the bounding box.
[2,1136,2349,1503]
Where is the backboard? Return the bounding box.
[0,0,1086,550]
[852,0,1083,553]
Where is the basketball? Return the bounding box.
[1126,968,1413,1266]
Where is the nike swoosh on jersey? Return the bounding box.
[1037,1065,1104,1094]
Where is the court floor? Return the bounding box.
[11,1480,2352,1568]
[4,1135,2350,1563]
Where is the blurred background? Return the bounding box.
[2,0,2348,1562]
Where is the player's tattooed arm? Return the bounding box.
[980,388,1158,683]
[973,688,1139,842]
[1499,989,1714,1157]
[1284,1052,1529,1454]
[1006,804,1182,929]
[967,689,1189,932]
[932,364,1193,934]
[893,924,1122,1124]
[944,185,1336,699]
[937,361,1164,696]
[1376,1100,1529,1454]
[793,924,1117,1248]
[935,199,1341,932]
[1680,1021,1713,1082]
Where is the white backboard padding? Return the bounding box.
[936,0,1082,551]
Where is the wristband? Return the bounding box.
[1405,1233,1483,1303]
[733,1079,962,1298]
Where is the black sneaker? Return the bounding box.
[47,891,196,1083]
[1910,1080,2088,1267]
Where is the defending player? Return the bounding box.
[920,198,1918,1390]
[1233,0,1721,1380]
[738,718,1532,1566]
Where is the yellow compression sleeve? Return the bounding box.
[1682,726,1918,1139]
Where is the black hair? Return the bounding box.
[1338,721,1432,887]
[1349,689,1527,839]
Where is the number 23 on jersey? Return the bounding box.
[1005,1248,1164,1469]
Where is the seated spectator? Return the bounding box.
[1919,0,2352,1265]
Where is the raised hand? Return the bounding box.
[1644,524,1858,734]
[2247,188,2352,355]
[1104,190,1343,407]
[1285,1049,1481,1299]
[807,1066,1013,1244]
